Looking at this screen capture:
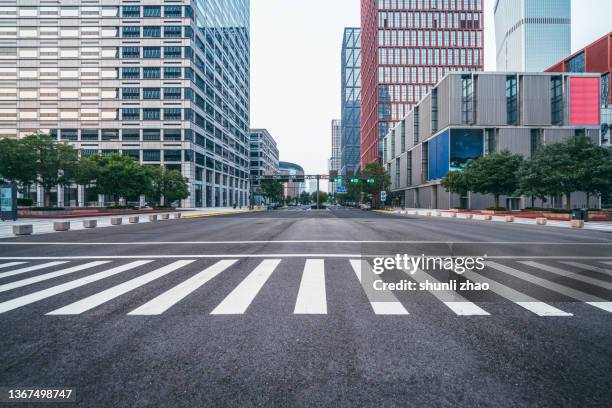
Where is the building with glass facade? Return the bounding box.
[340,27,361,176]
[360,0,484,168]
[279,161,304,200]
[328,119,342,194]
[383,72,601,210]
[495,0,571,72]
[249,128,279,205]
[0,1,250,208]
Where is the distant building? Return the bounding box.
[328,119,341,194]
[307,179,318,194]
[249,129,280,205]
[383,72,601,210]
[341,27,361,176]
[279,161,305,200]
[495,0,571,72]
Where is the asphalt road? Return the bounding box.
[0,207,611,407]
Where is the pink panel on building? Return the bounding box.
[569,77,600,126]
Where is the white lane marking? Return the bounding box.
[47,260,194,315]
[0,262,69,279]
[349,259,409,315]
[561,261,612,277]
[0,261,110,293]
[294,259,327,315]
[0,241,610,245]
[521,261,612,290]
[404,268,489,316]
[0,262,27,269]
[487,262,612,313]
[210,259,280,315]
[461,270,572,317]
[0,261,151,314]
[128,260,236,315]
[1,255,612,260]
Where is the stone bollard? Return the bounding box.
[425,211,432,217]
[13,224,33,236]
[449,213,457,218]
[173,213,182,219]
[570,220,585,229]
[482,215,492,221]
[408,211,417,216]
[53,221,70,231]
[83,220,97,229]
[149,215,158,222]
[505,216,515,223]
[161,214,170,220]
[111,217,122,226]
[434,211,442,217]
[129,216,140,224]
[464,214,473,219]
[536,218,547,225]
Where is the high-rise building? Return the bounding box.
[360,0,484,168]
[328,119,341,194]
[279,161,305,200]
[495,0,571,72]
[0,1,251,209]
[341,27,361,176]
[249,129,280,205]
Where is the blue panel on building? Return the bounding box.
[428,130,449,181]
[450,129,484,171]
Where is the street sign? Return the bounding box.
[336,186,347,193]
[0,183,17,221]
[380,191,387,202]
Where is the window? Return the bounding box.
[123,150,140,161]
[601,73,609,108]
[102,129,119,141]
[122,47,140,59]
[530,129,542,157]
[164,67,181,79]
[413,107,420,144]
[81,129,99,141]
[164,26,182,38]
[61,129,78,141]
[143,150,161,161]
[143,47,161,58]
[122,26,140,38]
[123,6,140,18]
[143,6,161,17]
[164,129,181,141]
[122,108,140,121]
[505,76,518,125]
[164,87,181,100]
[122,87,140,100]
[551,76,563,125]
[164,150,181,162]
[164,5,182,18]
[143,67,160,79]
[143,26,161,38]
[567,52,585,73]
[461,75,474,124]
[143,108,160,120]
[395,158,401,187]
[143,88,160,99]
[431,88,438,133]
[164,47,181,59]
[122,67,140,79]
[122,129,140,141]
[143,129,160,140]
[164,108,182,121]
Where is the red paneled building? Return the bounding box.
[360,0,484,168]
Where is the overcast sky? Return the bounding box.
[250,0,612,177]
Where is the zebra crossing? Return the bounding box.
[0,257,612,317]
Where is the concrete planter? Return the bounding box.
[543,212,572,221]
[129,216,140,224]
[53,221,70,231]
[111,217,122,226]
[149,215,158,222]
[536,218,547,225]
[13,224,33,236]
[161,214,170,220]
[83,220,97,228]
[570,220,585,228]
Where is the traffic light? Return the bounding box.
[367,178,375,184]
[350,178,360,184]
[335,177,343,184]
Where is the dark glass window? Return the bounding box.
[164,129,181,141]
[60,129,78,141]
[143,26,161,38]
[122,87,140,100]
[143,129,161,141]
[122,47,140,59]
[122,26,140,38]
[82,149,98,157]
[164,47,181,59]
[551,76,563,125]
[506,76,518,125]
[81,129,99,141]
[122,129,140,141]
[163,150,181,162]
[461,75,474,124]
[164,67,181,79]
[530,129,542,156]
[413,107,419,144]
[567,52,585,73]
[143,47,161,58]
[123,6,140,18]
[163,87,181,100]
[143,67,160,78]
[102,129,119,141]
[143,88,160,99]
[164,108,182,121]
[122,108,140,120]
[431,88,438,133]
[143,6,161,17]
[164,5,181,17]
[122,67,140,79]
[143,150,161,161]
[123,150,140,161]
[601,73,609,107]
[164,26,182,38]
[143,108,160,120]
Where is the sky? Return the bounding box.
[250,0,612,177]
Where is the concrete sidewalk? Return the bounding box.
[0,207,259,239]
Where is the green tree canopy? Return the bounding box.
[146,166,190,206]
[0,138,37,187]
[260,180,284,203]
[440,170,470,208]
[81,153,150,201]
[311,191,328,205]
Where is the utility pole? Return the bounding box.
[316,175,320,208]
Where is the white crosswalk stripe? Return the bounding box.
[47,260,194,315]
[0,261,68,279]
[0,261,152,314]
[561,261,612,277]
[406,268,489,316]
[350,259,409,315]
[128,260,236,315]
[521,261,612,291]
[461,270,572,316]
[0,261,110,293]
[487,261,612,313]
[210,259,280,315]
[294,259,327,314]
[0,262,27,270]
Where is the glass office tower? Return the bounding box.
[341,27,362,176]
[360,0,484,168]
[495,0,571,72]
[0,0,250,208]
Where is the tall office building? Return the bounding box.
[249,129,279,205]
[0,1,251,208]
[495,0,571,72]
[328,119,341,194]
[360,0,484,168]
[341,27,361,176]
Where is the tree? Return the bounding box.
[21,135,79,207]
[147,166,190,207]
[299,191,311,205]
[463,151,524,209]
[311,191,328,205]
[81,153,150,203]
[260,180,284,204]
[578,143,612,208]
[440,170,470,209]
[362,162,391,208]
[0,138,37,189]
